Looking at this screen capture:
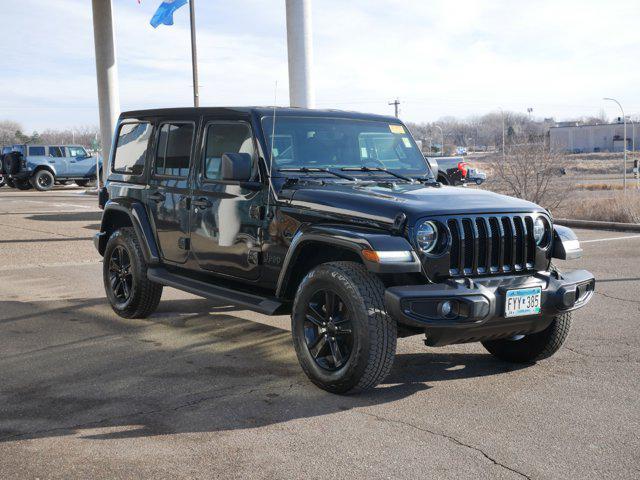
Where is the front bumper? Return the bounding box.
[385,270,595,346]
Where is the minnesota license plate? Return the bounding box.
[505,287,542,317]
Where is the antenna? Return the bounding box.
[265,81,278,217]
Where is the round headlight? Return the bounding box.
[533,217,547,246]
[416,221,439,253]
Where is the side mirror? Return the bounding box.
[221,152,252,182]
[425,157,439,178]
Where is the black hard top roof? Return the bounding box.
[120,106,400,123]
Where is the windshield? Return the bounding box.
[262,116,431,178]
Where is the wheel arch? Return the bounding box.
[96,200,160,264]
[275,224,421,300]
[33,164,57,177]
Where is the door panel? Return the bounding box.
[189,120,265,281]
[146,122,195,264]
[47,146,67,175]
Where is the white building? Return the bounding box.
[549,121,637,153]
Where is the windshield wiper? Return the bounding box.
[340,166,414,183]
[278,167,357,181]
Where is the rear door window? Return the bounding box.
[112,122,152,175]
[154,123,194,177]
[49,147,64,157]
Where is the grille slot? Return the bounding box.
[447,214,537,277]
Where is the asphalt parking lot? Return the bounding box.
[0,187,638,479]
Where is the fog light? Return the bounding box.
[438,300,453,317]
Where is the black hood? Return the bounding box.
[284,181,545,226]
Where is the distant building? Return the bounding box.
[550,121,637,153]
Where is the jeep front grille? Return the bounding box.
[446,214,537,276]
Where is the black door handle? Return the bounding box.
[192,197,212,209]
[149,192,165,202]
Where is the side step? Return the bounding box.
[147,267,285,316]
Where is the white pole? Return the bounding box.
[604,97,626,191]
[92,0,121,185]
[285,0,315,108]
[434,125,444,156]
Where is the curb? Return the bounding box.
[555,218,640,232]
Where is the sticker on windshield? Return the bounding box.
[402,137,411,148]
[389,124,405,134]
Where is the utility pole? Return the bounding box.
[388,98,400,118]
[604,98,627,191]
[189,0,200,107]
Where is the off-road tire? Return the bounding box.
[482,312,572,363]
[103,227,163,319]
[6,178,16,188]
[75,179,91,187]
[31,170,55,191]
[291,261,397,394]
[15,179,33,190]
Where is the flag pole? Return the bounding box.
[189,0,199,107]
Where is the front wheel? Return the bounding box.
[103,227,163,318]
[482,313,572,363]
[291,261,397,394]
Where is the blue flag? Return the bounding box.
[150,0,188,28]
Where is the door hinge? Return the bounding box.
[247,249,260,265]
[178,237,191,250]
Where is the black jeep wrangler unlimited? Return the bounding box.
[95,107,595,394]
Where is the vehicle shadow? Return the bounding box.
[0,297,524,443]
[26,212,102,223]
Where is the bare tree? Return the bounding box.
[488,142,568,209]
[0,120,24,145]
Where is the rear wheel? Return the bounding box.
[15,179,32,190]
[0,176,5,188]
[291,261,397,394]
[31,170,55,191]
[103,227,163,318]
[482,313,572,363]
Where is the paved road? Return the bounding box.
[0,187,638,479]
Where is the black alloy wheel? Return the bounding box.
[108,245,133,304]
[304,289,354,371]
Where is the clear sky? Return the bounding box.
[1,0,639,132]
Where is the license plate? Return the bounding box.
[505,287,542,317]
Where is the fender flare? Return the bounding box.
[95,199,160,264]
[32,164,57,177]
[275,224,421,298]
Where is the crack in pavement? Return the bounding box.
[358,411,531,479]
[0,382,299,442]
[595,291,640,305]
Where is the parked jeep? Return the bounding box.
[94,107,595,394]
[427,156,487,186]
[2,144,101,191]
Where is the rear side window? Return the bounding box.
[154,123,194,177]
[28,146,46,156]
[203,123,254,180]
[112,122,152,175]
